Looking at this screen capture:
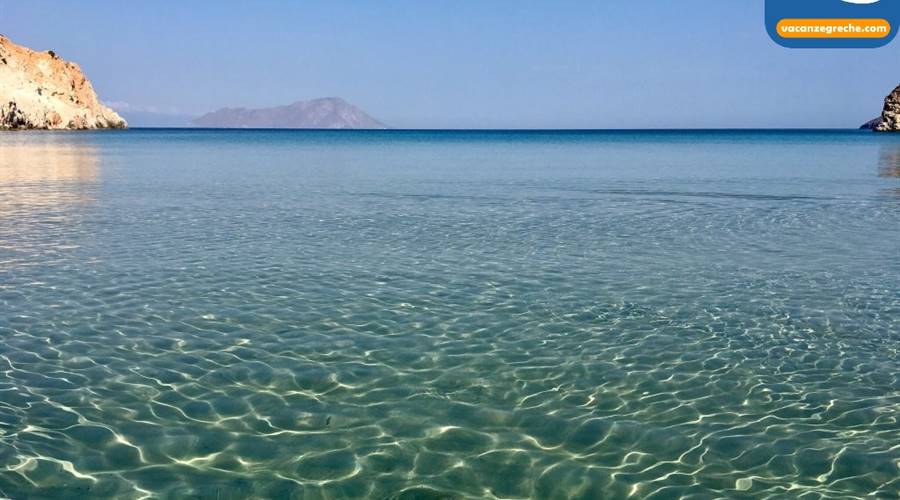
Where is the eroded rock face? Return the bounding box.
[0,35,126,130]
[874,84,900,132]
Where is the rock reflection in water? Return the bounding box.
[0,135,99,263]
[879,144,900,178]
[0,136,99,206]
[878,144,900,198]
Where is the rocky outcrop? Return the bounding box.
[874,84,900,132]
[0,35,125,130]
[861,118,881,130]
[194,97,386,129]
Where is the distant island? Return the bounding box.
[0,35,125,130]
[193,97,386,129]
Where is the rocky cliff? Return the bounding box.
[0,35,125,130]
[194,97,386,129]
[873,84,900,132]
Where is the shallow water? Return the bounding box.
[0,130,898,498]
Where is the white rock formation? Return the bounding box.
[0,35,126,130]
[874,84,900,132]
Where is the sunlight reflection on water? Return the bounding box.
[0,130,898,498]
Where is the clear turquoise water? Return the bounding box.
[0,130,898,499]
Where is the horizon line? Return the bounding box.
[119,127,876,132]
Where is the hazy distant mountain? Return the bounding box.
[120,111,194,128]
[193,97,386,129]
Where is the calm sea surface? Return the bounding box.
[0,130,898,498]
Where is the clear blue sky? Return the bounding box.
[2,0,897,128]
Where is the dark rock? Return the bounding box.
[861,118,881,130]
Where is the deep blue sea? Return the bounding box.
[0,130,898,498]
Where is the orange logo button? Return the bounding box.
[776,18,891,38]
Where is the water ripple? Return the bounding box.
[0,131,898,498]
